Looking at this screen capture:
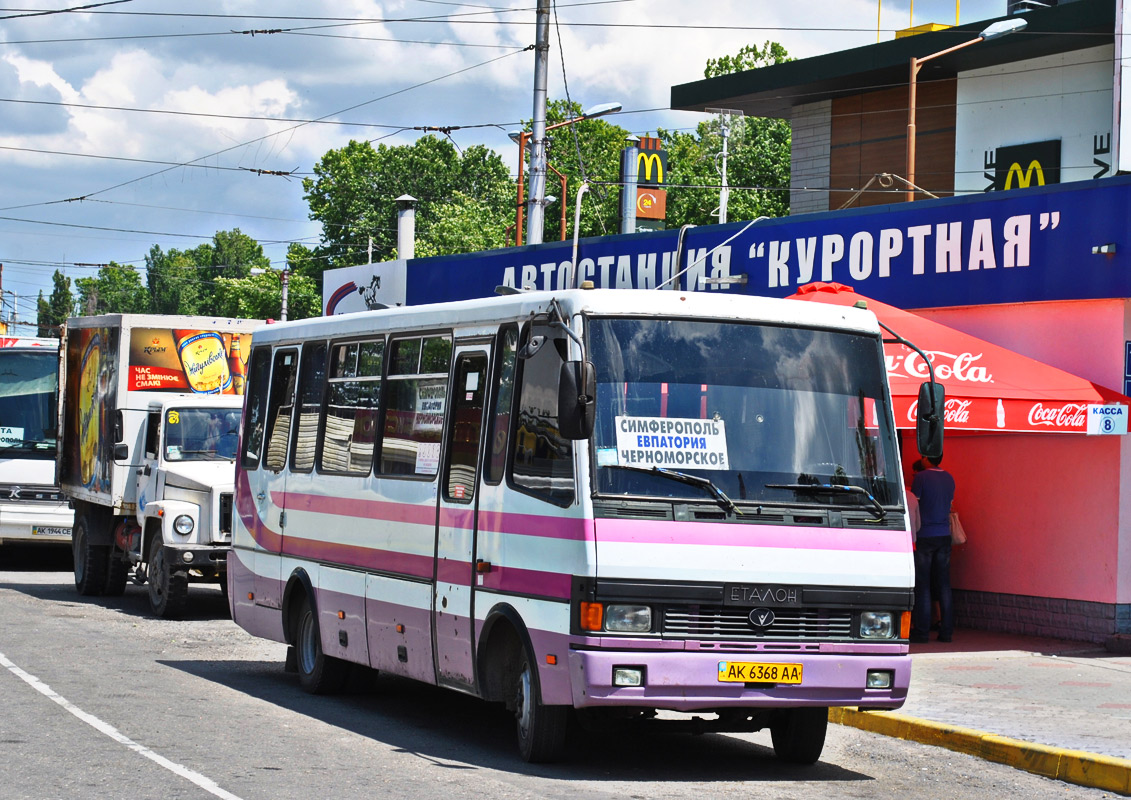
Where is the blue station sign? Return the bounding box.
[324,175,1131,314]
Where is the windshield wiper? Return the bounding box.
[0,439,53,450]
[606,464,741,515]
[765,482,887,521]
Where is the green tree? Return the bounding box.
[145,229,269,314]
[146,244,206,315]
[35,291,47,337]
[303,136,513,274]
[37,270,73,336]
[75,263,149,315]
[413,191,510,259]
[213,269,320,321]
[660,41,792,226]
[704,40,790,78]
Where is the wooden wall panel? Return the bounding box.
[828,78,956,210]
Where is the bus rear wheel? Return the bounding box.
[514,648,568,763]
[73,516,109,596]
[770,707,828,764]
[294,595,347,695]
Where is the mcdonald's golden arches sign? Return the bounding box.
[993,140,1060,191]
[634,136,667,188]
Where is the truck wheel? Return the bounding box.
[73,516,109,596]
[514,648,569,763]
[104,549,129,597]
[147,537,189,619]
[770,707,828,764]
[294,594,347,695]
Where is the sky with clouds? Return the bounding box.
[0,0,1004,332]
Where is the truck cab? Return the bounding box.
[131,395,242,616]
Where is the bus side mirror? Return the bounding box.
[916,381,945,460]
[114,443,129,461]
[558,360,596,440]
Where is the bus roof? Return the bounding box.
[249,289,883,345]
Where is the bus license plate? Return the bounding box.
[31,526,70,537]
[718,661,803,684]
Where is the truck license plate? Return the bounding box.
[718,661,803,684]
[31,526,70,537]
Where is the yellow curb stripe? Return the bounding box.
[829,707,1131,796]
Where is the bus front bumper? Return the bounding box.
[568,647,910,712]
[0,504,74,544]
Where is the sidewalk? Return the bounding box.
[831,629,1131,794]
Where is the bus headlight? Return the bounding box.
[859,611,895,639]
[604,604,652,633]
[173,515,195,535]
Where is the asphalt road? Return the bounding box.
[0,544,1116,800]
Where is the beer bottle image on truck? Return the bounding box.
[174,330,232,394]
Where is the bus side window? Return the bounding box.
[290,340,328,473]
[379,335,451,477]
[264,349,298,472]
[320,339,383,474]
[485,325,518,484]
[443,351,488,502]
[240,347,274,470]
[510,322,574,506]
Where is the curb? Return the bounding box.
[829,707,1131,796]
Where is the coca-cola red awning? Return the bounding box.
[788,282,1130,434]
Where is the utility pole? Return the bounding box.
[619,139,639,234]
[718,115,731,225]
[525,0,551,246]
[280,269,289,322]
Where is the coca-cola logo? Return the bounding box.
[887,350,992,383]
[907,398,973,424]
[1028,402,1087,429]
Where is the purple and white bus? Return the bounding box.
[230,288,933,764]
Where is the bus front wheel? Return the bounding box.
[770,707,828,764]
[514,648,568,763]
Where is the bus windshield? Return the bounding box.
[0,349,58,459]
[588,316,900,508]
[163,407,241,462]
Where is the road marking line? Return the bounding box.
[0,650,244,800]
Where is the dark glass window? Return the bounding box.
[264,349,298,472]
[485,326,518,484]
[588,317,899,507]
[510,322,574,505]
[240,347,273,470]
[291,341,328,473]
[379,335,452,476]
[320,339,383,474]
[443,352,488,502]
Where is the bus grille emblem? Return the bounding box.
[748,608,775,628]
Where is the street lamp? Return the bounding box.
[905,18,1026,202]
[511,101,621,246]
[250,267,290,321]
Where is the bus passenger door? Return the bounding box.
[254,348,299,608]
[433,346,489,688]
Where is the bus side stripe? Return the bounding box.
[595,518,911,553]
[272,489,591,541]
[274,491,436,527]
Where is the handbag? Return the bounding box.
[949,510,967,546]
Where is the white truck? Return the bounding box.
[58,314,259,617]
